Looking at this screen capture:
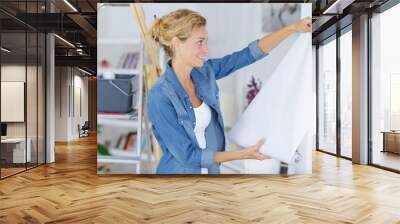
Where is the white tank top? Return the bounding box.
[193,102,211,174]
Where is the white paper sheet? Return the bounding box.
[228,33,313,166]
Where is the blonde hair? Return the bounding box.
[149,9,206,58]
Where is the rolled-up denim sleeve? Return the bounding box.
[147,89,218,169]
[248,39,269,61]
[201,146,218,168]
[206,39,269,80]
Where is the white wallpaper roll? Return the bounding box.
[228,33,313,166]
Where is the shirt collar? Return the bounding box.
[164,60,211,103]
[165,60,190,100]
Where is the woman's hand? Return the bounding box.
[214,138,270,163]
[241,138,269,160]
[257,16,312,54]
[290,16,312,33]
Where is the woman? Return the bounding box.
[147,9,311,174]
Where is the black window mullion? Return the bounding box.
[36,0,39,167]
[316,44,319,151]
[0,20,2,179]
[43,0,48,165]
[25,0,28,171]
[73,68,75,118]
[336,28,341,157]
[44,10,47,164]
[367,10,373,165]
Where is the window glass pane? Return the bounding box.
[371,4,400,171]
[318,38,337,154]
[27,31,38,169]
[340,29,352,158]
[38,31,45,165]
[1,30,27,177]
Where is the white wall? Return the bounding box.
[1,65,38,137]
[72,73,89,138]
[54,67,89,141]
[2,64,46,164]
[1,65,26,139]
[55,66,68,141]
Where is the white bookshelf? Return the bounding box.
[97,39,145,173]
[98,156,140,164]
[97,68,141,76]
[96,3,158,174]
[97,116,139,129]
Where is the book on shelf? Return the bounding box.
[118,52,140,70]
[115,131,138,151]
[110,132,139,158]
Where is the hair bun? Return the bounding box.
[150,18,162,43]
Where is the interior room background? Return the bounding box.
[97,3,315,174]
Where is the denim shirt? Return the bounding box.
[147,40,268,174]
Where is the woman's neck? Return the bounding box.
[171,59,193,87]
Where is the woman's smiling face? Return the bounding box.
[173,26,209,68]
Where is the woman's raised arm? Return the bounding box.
[257,16,312,54]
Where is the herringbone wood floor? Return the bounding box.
[1,135,400,224]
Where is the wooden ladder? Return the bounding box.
[130,3,163,167]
